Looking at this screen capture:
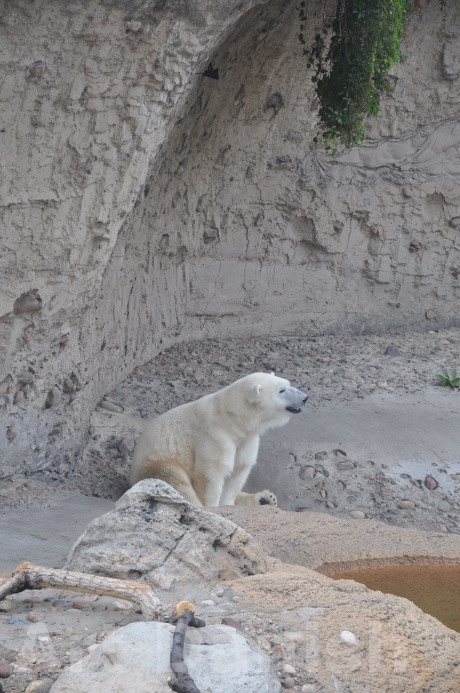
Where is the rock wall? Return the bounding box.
[1,0,459,476]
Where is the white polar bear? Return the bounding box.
[129,372,307,507]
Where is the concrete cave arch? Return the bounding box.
[0,0,459,476]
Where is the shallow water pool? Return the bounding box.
[328,562,460,632]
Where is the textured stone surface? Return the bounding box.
[66,479,269,588]
[1,0,460,478]
[49,622,281,693]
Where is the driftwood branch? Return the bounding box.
[167,601,205,693]
[0,562,161,620]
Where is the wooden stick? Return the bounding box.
[0,562,161,620]
[167,608,205,693]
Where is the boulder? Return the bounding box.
[49,622,281,693]
[66,480,269,589]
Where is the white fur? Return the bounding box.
[129,372,307,507]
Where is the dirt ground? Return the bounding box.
[1,327,460,692]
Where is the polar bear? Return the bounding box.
[129,372,307,508]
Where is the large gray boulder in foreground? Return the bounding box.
[49,621,281,693]
[66,480,269,589]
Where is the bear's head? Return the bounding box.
[244,372,308,423]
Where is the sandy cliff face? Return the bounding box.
[0,0,459,475]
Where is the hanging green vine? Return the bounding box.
[299,0,412,154]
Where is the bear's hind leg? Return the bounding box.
[134,457,203,507]
[234,490,278,507]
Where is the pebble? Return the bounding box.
[424,476,438,490]
[51,599,73,608]
[301,686,316,693]
[0,600,16,613]
[62,608,82,616]
[337,461,355,471]
[24,680,53,693]
[13,293,42,313]
[87,644,99,654]
[438,500,451,512]
[105,599,133,611]
[397,500,415,509]
[221,617,242,630]
[385,346,401,356]
[13,390,25,404]
[283,631,304,645]
[349,510,366,519]
[0,660,13,678]
[44,386,61,409]
[299,466,316,480]
[282,664,296,675]
[72,599,95,609]
[26,610,44,623]
[283,678,295,688]
[63,377,76,394]
[340,630,357,646]
[314,451,328,460]
[118,437,135,454]
[100,400,124,413]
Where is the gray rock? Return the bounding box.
[337,461,355,471]
[385,346,401,356]
[13,391,25,404]
[25,679,53,693]
[62,378,76,394]
[299,465,316,480]
[13,292,42,313]
[314,451,328,460]
[44,387,61,409]
[49,622,281,693]
[0,659,13,678]
[66,479,268,590]
[100,399,124,413]
[18,372,34,385]
[424,475,438,490]
[397,500,416,510]
[349,510,366,519]
[438,500,451,512]
[118,437,135,454]
[6,421,19,443]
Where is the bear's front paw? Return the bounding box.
[256,490,277,507]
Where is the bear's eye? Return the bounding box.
[279,388,285,393]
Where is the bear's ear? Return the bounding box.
[247,383,261,404]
